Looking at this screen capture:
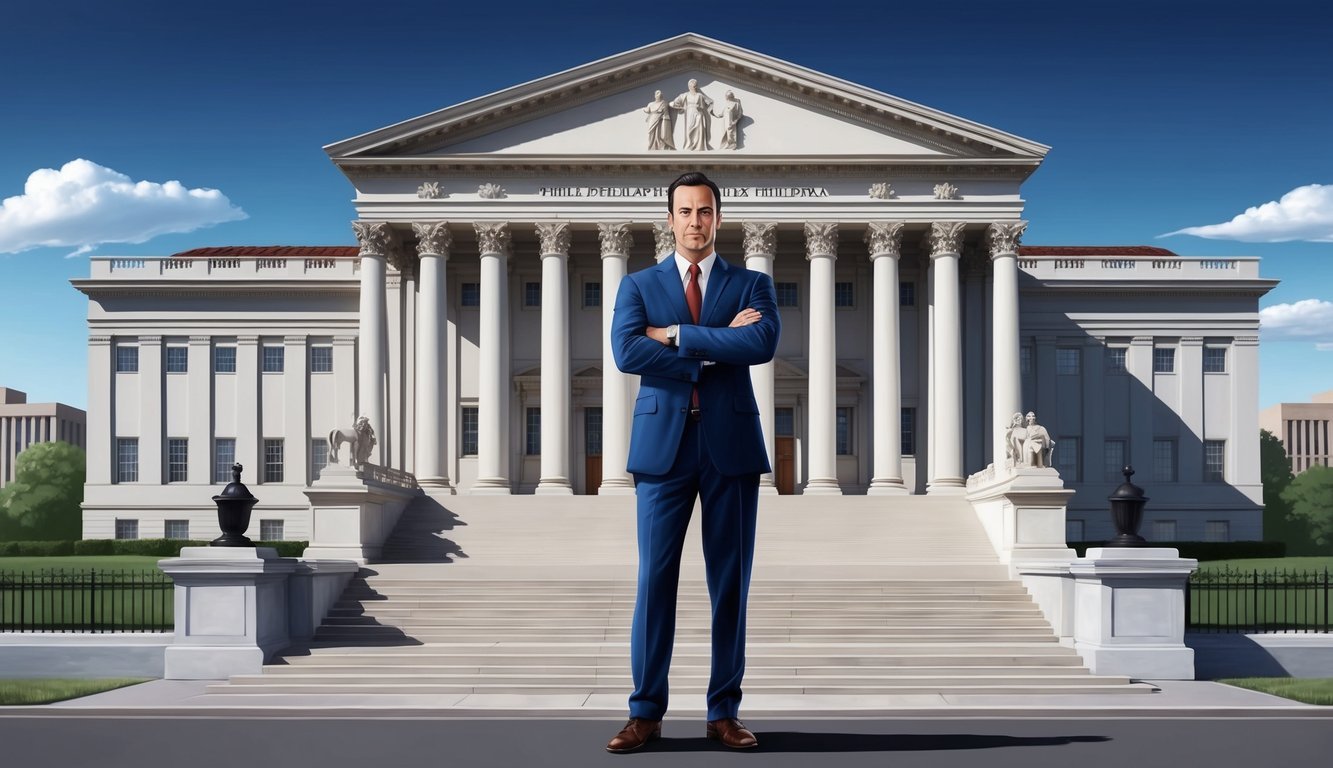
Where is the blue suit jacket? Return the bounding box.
[612,255,780,477]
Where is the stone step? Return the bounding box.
[206,682,1154,696]
[228,672,1123,687]
[281,651,1085,667]
[311,629,1060,643]
[263,663,1089,676]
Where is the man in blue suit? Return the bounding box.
[605,172,779,753]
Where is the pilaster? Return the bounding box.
[138,335,163,485]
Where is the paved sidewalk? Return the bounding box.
[7,677,1325,718]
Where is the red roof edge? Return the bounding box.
[1018,246,1178,257]
[171,246,360,259]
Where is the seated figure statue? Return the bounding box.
[1003,412,1026,467]
[1022,411,1055,468]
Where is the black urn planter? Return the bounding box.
[1106,466,1148,547]
[212,463,257,547]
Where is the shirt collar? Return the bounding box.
[672,251,717,283]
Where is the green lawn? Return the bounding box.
[1190,559,1331,630]
[0,556,165,574]
[1197,557,1333,574]
[0,678,149,706]
[1218,678,1333,706]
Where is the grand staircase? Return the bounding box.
[204,494,1155,706]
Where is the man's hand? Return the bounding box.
[730,308,761,328]
[645,326,670,345]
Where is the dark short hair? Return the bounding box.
[667,172,721,213]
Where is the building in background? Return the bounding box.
[0,387,87,488]
[1260,391,1333,474]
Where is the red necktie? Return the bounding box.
[686,264,702,414]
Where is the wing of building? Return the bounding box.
[71,33,1276,543]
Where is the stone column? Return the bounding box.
[236,335,260,476]
[187,335,211,485]
[926,221,966,493]
[652,222,675,264]
[987,221,1026,468]
[138,335,163,485]
[87,335,113,485]
[866,222,907,495]
[283,335,308,486]
[352,221,394,465]
[598,223,635,495]
[743,222,779,495]
[804,222,841,495]
[473,222,512,494]
[536,222,573,495]
[412,222,452,490]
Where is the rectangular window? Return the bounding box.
[524,281,541,308]
[1020,346,1033,376]
[260,519,284,541]
[836,407,853,455]
[1151,520,1177,542]
[115,346,139,373]
[214,438,236,483]
[164,520,190,540]
[1104,439,1126,482]
[311,439,328,481]
[1204,440,1225,482]
[116,438,139,483]
[166,346,189,373]
[1056,348,1081,376]
[583,281,601,308]
[167,438,188,483]
[263,439,284,483]
[1054,437,1080,482]
[461,406,479,456]
[775,407,795,437]
[1106,347,1127,373]
[461,282,481,307]
[525,408,541,455]
[901,407,916,456]
[1204,520,1230,543]
[775,282,799,307]
[899,281,916,307]
[114,519,139,540]
[310,346,333,373]
[1152,439,1177,482]
[1065,519,1085,543]
[1153,347,1175,374]
[214,346,237,373]
[262,346,285,373]
[1204,347,1227,373]
[584,407,602,456]
[834,281,854,308]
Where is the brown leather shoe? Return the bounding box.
[706,718,758,749]
[606,718,662,753]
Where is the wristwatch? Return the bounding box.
[666,324,679,347]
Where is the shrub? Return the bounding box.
[2,539,309,557]
[72,539,115,555]
[0,540,75,556]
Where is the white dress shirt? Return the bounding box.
[672,251,717,304]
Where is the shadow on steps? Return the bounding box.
[378,496,470,564]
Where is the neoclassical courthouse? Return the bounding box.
[75,35,1273,544]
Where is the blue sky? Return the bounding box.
[1,0,1330,411]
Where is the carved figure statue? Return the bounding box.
[328,416,377,467]
[1004,412,1026,466]
[1021,411,1055,468]
[670,79,714,151]
[712,90,743,150]
[643,89,676,150]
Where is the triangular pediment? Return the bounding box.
[326,34,1048,166]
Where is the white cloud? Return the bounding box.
[0,159,246,256]
[1160,184,1333,242]
[1317,343,1333,352]
[1260,299,1333,342]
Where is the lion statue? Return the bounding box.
[328,416,376,467]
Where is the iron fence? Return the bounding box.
[0,570,173,633]
[1187,568,1331,633]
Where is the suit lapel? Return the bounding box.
[653,255,693,325]
[701,256,734,327]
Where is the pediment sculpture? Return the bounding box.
[643,81,743,151]
[329,416,377,467]
[1004,411,1056,469]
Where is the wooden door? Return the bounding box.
[775,436,795,495]
[584,407,602,495]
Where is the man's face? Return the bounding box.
[668,184,720,261]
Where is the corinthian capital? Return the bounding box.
[535,222,572,256]
[923,221,966,258]
[352,221,396,258]
[804,222,837,260]
[473,222,512,255]
[986,221,1028,258]
[598,222,634,258]
[652,222,675,261]
[742,222,778,258]
[412,222,453,258]
[864,222,905,259]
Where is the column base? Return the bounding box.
[927,478,967,495]
[802,478,843,496]
[867,479,909,496]
[417,476,456,493]
[598,481,636,496]
[535,479,574,495]
[470,479,512,496]
[758,474,778,495]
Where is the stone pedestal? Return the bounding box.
[303,463,421,563]
[966,465,1077,570]
[1070,548,1198,679]
[287,559,361,643]
[158,547,297,680]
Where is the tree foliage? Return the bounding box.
[1281,464,1333,552]
[1259,429,1312,552]
[0,441,85,541]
